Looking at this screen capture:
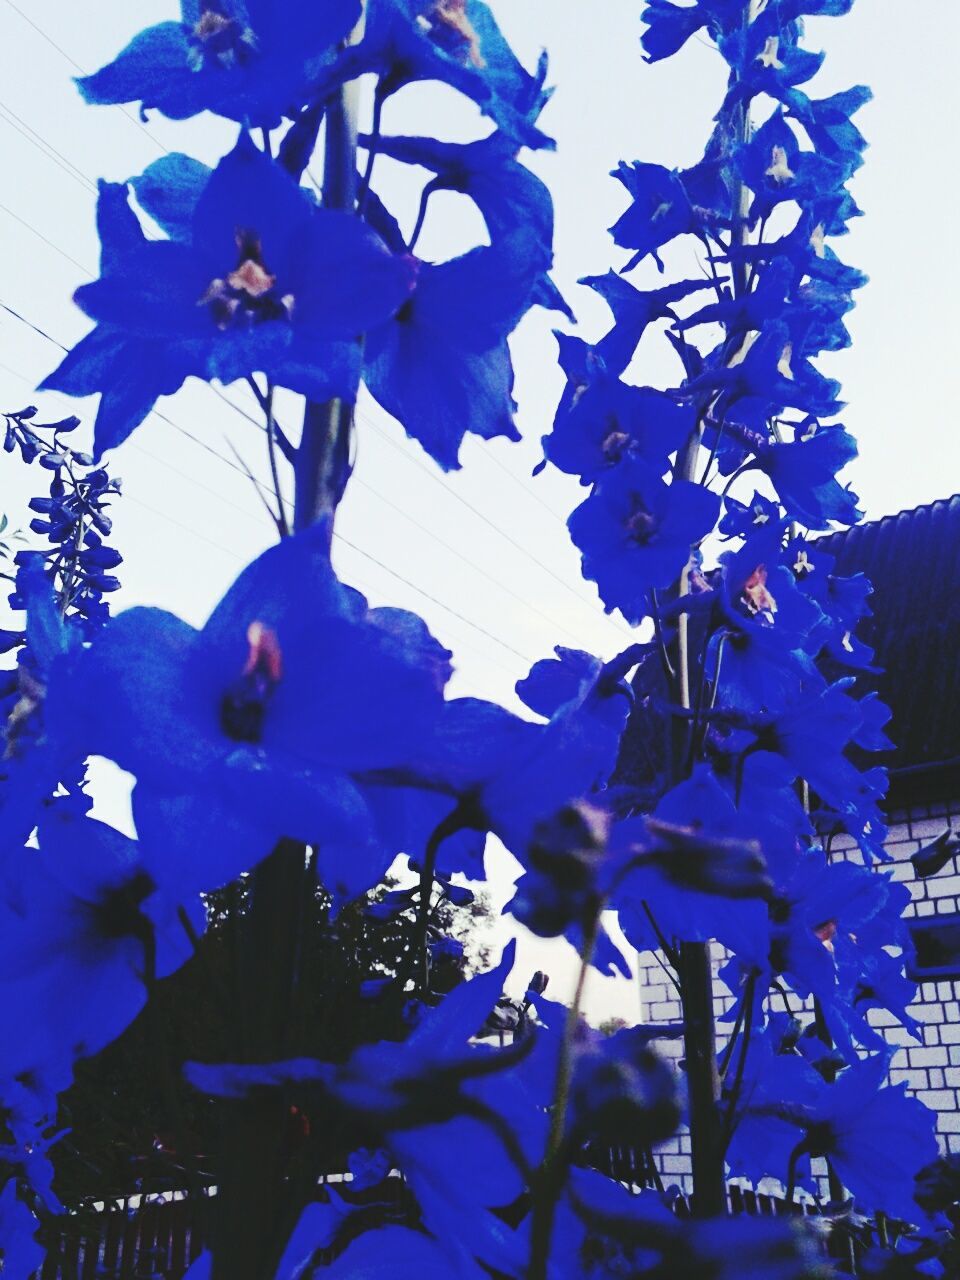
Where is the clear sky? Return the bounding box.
[1,0,958,1018]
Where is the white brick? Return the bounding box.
[891,1068,928,1090]
[910,1003,944,1024]
[941,1025,960,1044]
[828,832,858,851]
[883,1025,922,1046]
[917,1090,956,1110]
[946,1003,960,1023]
[937,1112,960,1133]
[912,819,955,841]
[946,1068,960,1088]
[661,1156,691,1174]
[940,982,956,1001]
[910,1046,948,1067]
[938,899,959,914]
[930,877,960,897]
[650,1001,681,1021]
[917,902,936,916]
[886,841,921,860]
[870,1007,898,1026]
[930,1069,946,1088]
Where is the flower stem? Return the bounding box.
[294,14,364,533]
[528,911,599,1280]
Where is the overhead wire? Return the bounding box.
[0,99,96,194]
[0,0,168,155]
[0,299,538,674]
[0,17,639,662]
[0,12,636,648]
[356,408,633,638]
[0,201,92,276]
[0,151,616,651]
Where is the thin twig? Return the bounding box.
[223,436,284,535]
[262,381,290,538]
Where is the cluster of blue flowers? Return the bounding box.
[0,407,131,1275]
[0,1,949,1277]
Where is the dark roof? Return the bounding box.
[816,495,960,794]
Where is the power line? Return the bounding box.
[0,345,524,681]
[0,16,634,647]
[0,202,92,275]
[0,98,97,193]
[222,383,584,645]
[0,160,602,648]
[0,0,167,155]
[0,356,274,529]
[356,408,633,639]
[0,37,631,649]
[0,300,539,669]
[333,532,534,664]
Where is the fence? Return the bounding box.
[37,1167,891,1279]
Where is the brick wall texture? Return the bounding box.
[634,799,960,1199]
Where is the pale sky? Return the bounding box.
[1,0,958,1019]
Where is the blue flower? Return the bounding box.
[719,490,789,540]
[608,161,699,272]
[418,648,631,888]
[725,1022,829,1195]
[77,0,361,128]
[736,110,850,225]
[364,131,553,254]
[614,767,772,960]
[756,424,861,529]
[785,86,872,178]
[42,138,413,458]
[759,848,914,1051]
[683,320,843,432]
[718,14,825,99]
[44,525,452,902]
[639,1,747,64]
[313,0,552,151]
[705,527,827,718]
[364,229,551,470]
[789,537,878,669]
[580,271,714,377]
[568,459,720,624]
[0,810,201,1085]
[753,678,889,862]
[543,336,695,484]
[795,1053,937,1222]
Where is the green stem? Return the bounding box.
[720,972,756,1153]
[263,381,289,538]
[785,1139,806,1208]
[356,89,384,213]
[295,21,364,534]
[528,913,599,1280]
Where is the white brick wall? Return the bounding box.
[633,799,960,1195]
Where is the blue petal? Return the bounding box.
[130,152,211,242]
